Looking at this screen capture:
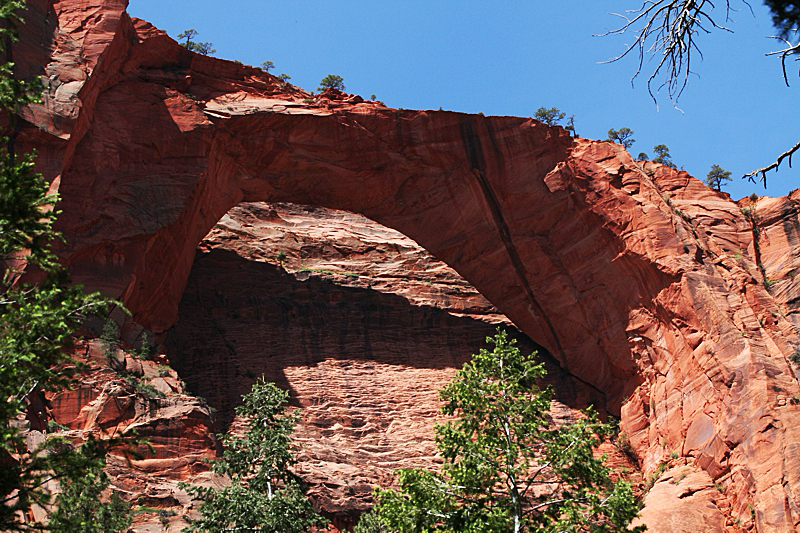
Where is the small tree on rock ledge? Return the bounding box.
[177,29,215,56]
[607,127,635,150]
[533,106,566,127]
[705,164,732,192]
[318,74,346,92]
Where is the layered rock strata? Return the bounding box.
[12,0,800,530]
[41,340,217,532]
[166,202,617,528]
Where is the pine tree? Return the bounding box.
[652,144,676,169]
[318,74,346,92]
[705,164,732,192]
[177,29,215,56]
[607,128,635,149]
[533,107,566,127]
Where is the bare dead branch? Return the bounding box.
[596,0,745,103]
[765,35,800,85]
[743,140,800,186]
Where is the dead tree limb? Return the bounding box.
[765,35,800,86]
[596,0,744,103]
[743,140,800,186]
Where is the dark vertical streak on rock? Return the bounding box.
[458,117,567,364]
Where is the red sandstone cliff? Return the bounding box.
[11,0,800,531]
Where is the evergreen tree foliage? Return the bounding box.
[651,144,676,169]
[354,509,392,533]
[177,29,215,55]
[318,74,346,92]
[533,107,566,127]
[565,115,577,136]
[44,437,132,533]
[765,0,800,40]
[0,1,128,530]
[705,164,732,192]
[606,128,635,149]
[181,379,327,533]
[374,330,644,533]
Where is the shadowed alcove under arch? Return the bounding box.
[163,200,613,525]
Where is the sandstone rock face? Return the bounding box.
[41,340,217,531]
[15,0,800,530]
[748,191,800,333]
[166,202,617,528]
[633,465,737,532]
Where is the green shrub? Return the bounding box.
[101,319,120,361]
[615,432,634,455]
[125,376,165,399]
[47,419,69,433]
[354,509,391,533]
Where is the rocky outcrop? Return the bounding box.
[38,340,217,531]
[14,0,800,530]
[746,190,800,331]
[633,465,739,532]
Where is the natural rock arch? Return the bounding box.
[59,99,659,403]
[25,4,800,529]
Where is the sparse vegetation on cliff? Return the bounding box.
[319,74,346,92]
[604,0,800,184]
[705,164,732,192]
[533,107,576,135]
[533,106,565,126]
[652,144,676,169]
[177,29,215,55]
[607,127,636,150]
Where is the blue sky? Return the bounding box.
[128,1,798,201]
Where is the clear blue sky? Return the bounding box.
[128,0,798,201]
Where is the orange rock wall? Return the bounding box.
[14,0,800,530]
[166,202,615,527]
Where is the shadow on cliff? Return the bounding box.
[165,248,607,430]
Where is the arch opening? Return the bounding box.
[163,201,612,523]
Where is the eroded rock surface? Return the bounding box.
[167,202,615,528]
[41,340,217,531]
[633,465,738,532]
[13,0,800,530]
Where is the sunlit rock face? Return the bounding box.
[16,0,800,529]
[165,202,613,529]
